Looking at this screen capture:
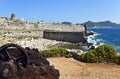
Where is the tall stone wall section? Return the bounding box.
[38,23,85,32]
[43,31,87,43]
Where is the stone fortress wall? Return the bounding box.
[0,14,87,43]
[43,31,87,43]
[0,14,85,32]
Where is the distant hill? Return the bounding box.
[84,21,120,28]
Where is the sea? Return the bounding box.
[87,27,120,52]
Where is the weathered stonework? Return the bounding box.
[0,14,86,33]
[0,14,88,44]
[43,31,87,43]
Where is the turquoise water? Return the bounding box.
[88,28,120,52]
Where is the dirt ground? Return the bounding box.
[48,57,120,79]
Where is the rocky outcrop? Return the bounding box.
[0,15,25,27]
[16,38,62,51]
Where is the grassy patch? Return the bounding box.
[40,48,68,57]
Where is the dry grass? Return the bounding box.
[48,57,120,79]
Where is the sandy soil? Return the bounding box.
[48,57,120,79]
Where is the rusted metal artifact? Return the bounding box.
[0,43,59,79]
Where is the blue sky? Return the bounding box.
[0,0,120,23]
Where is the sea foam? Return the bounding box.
[87,31,103,48]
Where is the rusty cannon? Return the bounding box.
[0,43,59,79]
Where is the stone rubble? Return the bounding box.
[16,38,62,51]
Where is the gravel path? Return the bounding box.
[48,57,120,79]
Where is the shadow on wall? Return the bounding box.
[43,31,87,43]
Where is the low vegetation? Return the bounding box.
[116,55,120,65]
[44,29,56,32]
[40,48,68,57]
[40,44,120,65]
[80,45,120,64]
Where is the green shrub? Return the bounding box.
[95,45,117,62]
[81,50,97,63]
[80,45,118,63]
[116,55,120,65]
[40,48,68,57]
